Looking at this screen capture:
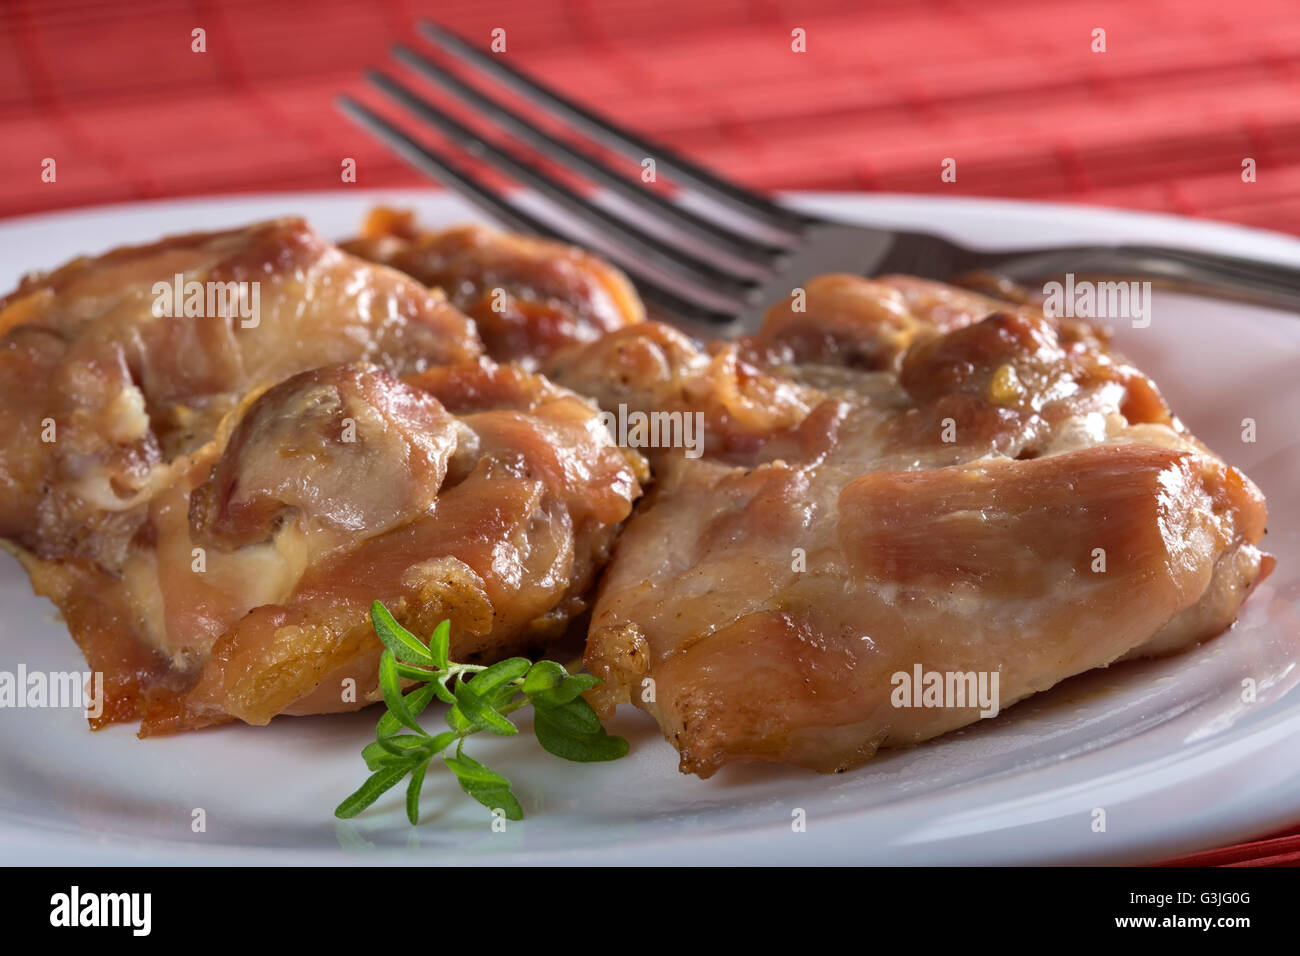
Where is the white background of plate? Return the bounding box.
[0,190,1297,865]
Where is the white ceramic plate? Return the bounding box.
[1,191,1298,866]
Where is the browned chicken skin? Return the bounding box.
[0,211,1271,773]
[19,361,643,732]
[0,217,480,570]
[0,216,644,732]
[343,207,644,368]
[563,274,1271,778]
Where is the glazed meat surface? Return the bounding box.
[0,212,1271,771]
[17,361,643,732]
[0,216,647,733]
[0,217,481,570]
[343,207,644,368]
[564,274,1271,778]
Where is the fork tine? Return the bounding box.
[366,69,759,300]
[419,21,810,238]
[391,43,786,268]
[337,96,553,236]
[336,96,739,327]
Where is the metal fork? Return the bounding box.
[339,21,1300,332]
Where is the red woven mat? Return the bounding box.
[4,0,1299,230]
[1,0,1297,865]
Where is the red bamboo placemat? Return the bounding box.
[1,0,1297,865]
[4,0,1299,230]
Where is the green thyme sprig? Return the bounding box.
[335,601,629,824]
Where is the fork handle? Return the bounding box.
[977,244,1300,313]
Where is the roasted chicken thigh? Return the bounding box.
[0,217,644,732]
[565,275,1271,777]
[0,217,480,571]
[17,361,642,732]
[0,211,1271,775]
[343,207,644,368]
